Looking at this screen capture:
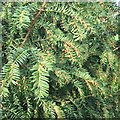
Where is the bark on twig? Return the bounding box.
[20,2,46,48]
[113,45,120,51]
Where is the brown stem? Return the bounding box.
[113,45,120,51]
[19,2,46,48]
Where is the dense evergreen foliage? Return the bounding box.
[1,2,119,119]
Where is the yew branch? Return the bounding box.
[20,2,46,48]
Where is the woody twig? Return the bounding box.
[20,2,46,48]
